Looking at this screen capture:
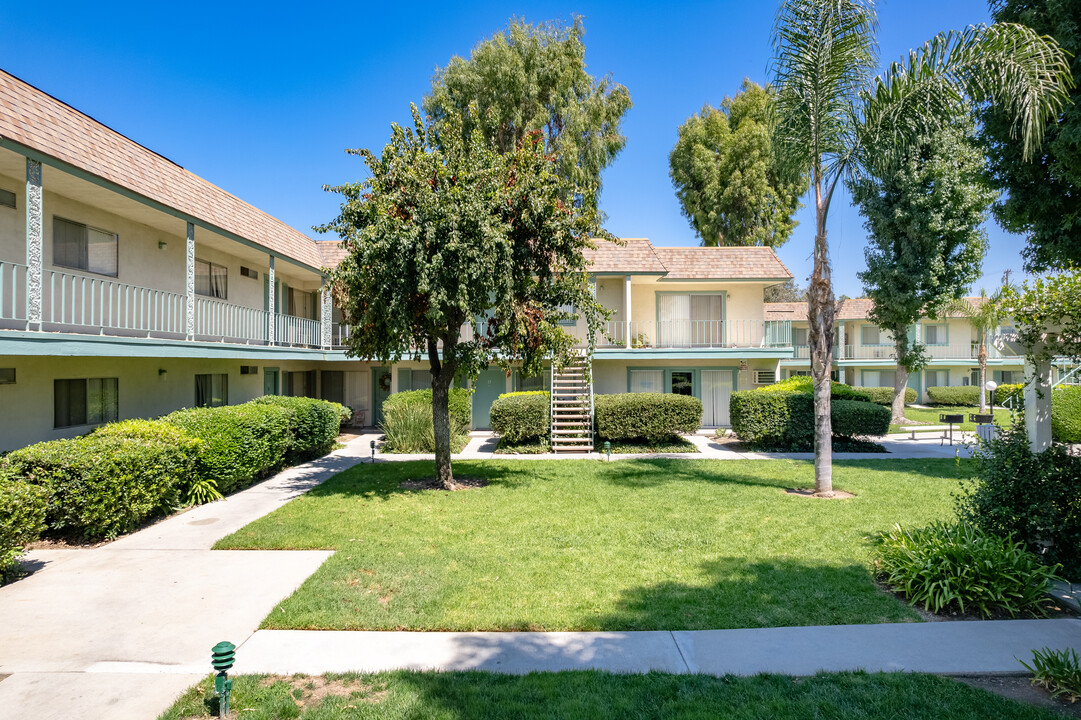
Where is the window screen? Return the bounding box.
[629,369,663,393]
[195,259,228,299]
[195,373,228,407]
[54,377,118,427]
[53,217,117,276]
[923,324,946,345]
[792,327,808,345]
[861,326,881,345]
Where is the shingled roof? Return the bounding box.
[584,238,667,273]
[316,240,348,269]
[763,302,809,321]
[0,70,322,268]
[769,297,992,322]
[584,239,792,280]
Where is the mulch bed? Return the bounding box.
[400,476,488,491]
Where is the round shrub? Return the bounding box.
[860,386,917,406]
[1052,385,1081,444]
[594,393,702,442]
[0,468,48,575]
[164,403,292,495]
[382,388,473,430]
[490,392,550,443]
[253,396,345,459]
[873,521,1060,618]
[2,431,196,540]
[832,398,891,437]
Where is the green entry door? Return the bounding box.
[263,368,279,396]
[472,367,505,429]
[372,367,392,427]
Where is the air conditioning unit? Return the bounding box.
[753,370,775,385]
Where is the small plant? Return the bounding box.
[382,402,468,453]
[872,521,1060,618]
[182,477,223,506]
[1021,647,1081,702]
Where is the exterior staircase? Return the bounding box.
[550,355,594,453]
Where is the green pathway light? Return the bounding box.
[211,641,235,718]
[370,439,376,463]
[604,441,611,461]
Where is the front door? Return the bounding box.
[372,366,392,427]
[701,370,734,427]
[263,368,279,396]
[472,367,505,429]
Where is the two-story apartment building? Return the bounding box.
[770,298,1027,400]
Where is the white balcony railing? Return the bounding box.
[0,262,27,324]
[275,313,321,347]
[194,296,267,344]
[43,268,185,336]
[840,341,1011,361]
[604,319,792,349]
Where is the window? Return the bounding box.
[999,370,1020,385]
[670,370,694,395]
[862,370,883,388]
[629,369,663,393]
[788,369,812,378]
[285,370,316,398]
[0,188,15,209]
[923,324,947,345]
[397,368,430,392]
[792,327,809,346]
[53,217,117,276]
[0,368,13,384]
[54,377,118,428]
[515,371,548,393]
[195,259,228,299]
[195,373,228,407]
[861,325,882,345]
[926,369,948,388]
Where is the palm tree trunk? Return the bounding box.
[978,337,988,413]
[808,176,835,497]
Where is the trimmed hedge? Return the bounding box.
[595,393,702,442]
[926,386,984,406]
[490,392,550,443]
[382,388,473,430]
[0,468,48,574]
[730,391,890,446]
[1,428,198,540]
[997,383,1024,408]
[165,403,292,495]
[254,395,345,459]
[759,376,872,402]
[861,386,917,406]
[1053,386,1081,444]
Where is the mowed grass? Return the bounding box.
[890,405,1012,433]
[216,458,968,631]
[159,670,1063,720]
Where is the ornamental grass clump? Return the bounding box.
[872,521,1060,618]
[382,401,469,454]
[1022,647,1081,703]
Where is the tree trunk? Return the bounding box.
[428,338,455,490]
[808,176,835,497]
[978,336,988,413]
[891,351,909,426]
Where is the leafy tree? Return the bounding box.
[850,118,994,424]
[424,16,632,207]
[770,0,1070,495]
[764,279,808,303]
[670,80,805,246]
[979,0,1081,272]
[945,288,1005,413]
[321,108,608,488]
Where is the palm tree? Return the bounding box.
[946,289,1004,413]
[770,0,1071,496]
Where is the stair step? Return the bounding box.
[553,421,591,427]
[552,446,594,453]
[552,430,591,435]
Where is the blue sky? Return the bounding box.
[0,1,1024,296]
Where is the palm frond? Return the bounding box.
[859,23,1072,167]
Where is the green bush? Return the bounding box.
[926,385,984,406]
[381,401,469,453]
[759,377,872,402]
[1022,647,1081,702]
[730,391,889,446]
[860,386,917,406]
[960,423,1081,578]
[0,468,48,576]
[873,521,1059,618]
[490,392,550,443]
[997,383,1024,408]
[91,419,209,505]
[594,393,702,442]
[2,429,197,540]
[382,388,473,430]
[164,403,292,495]
[253,396,344,459]
[1052,385,1081,444]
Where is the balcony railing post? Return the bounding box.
[25,158,43,329]
[185,222,195,340]
[267,255,276,345]
[320,278,332,350]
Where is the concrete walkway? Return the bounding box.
[233,620,1081,677]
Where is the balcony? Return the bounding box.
[0,262,323,349]
[839,341,1011,361]
[575,319,792,350]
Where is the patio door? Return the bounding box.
[701,370,734,427]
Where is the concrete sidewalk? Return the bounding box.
[232,620,1081,677]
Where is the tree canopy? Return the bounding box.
[669,80,805,247]
[424,16,632,208]
[321,107,608,487]
[850,117,994,421]
[764,279,808,303]
[980,0,1081,272]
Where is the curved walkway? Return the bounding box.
[0,435,1053,720]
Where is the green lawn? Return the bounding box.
[217,458,967,631]
[159,671,1062,720]
[889,405,1014,433]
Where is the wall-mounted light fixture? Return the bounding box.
[158,240,168,250]
[158,368,168,378]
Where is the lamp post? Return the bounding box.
[370,439,376,464]
[604,440,611,461]
[985,380,998,422]
[211,641,235,718]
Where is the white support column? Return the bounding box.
[320,277,332,349]
[267,255,276,345]
[837,322,845,360]
[25,158,42,328]
[624,274,632,349]
[185,222,195,341]
[1025,356,1052,452]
